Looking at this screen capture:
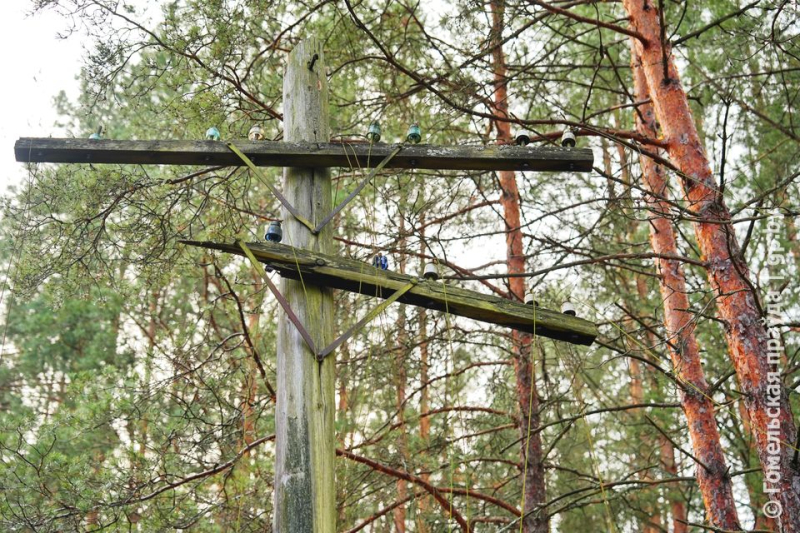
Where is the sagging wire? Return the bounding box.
[519,301,537,533]
[0,145,38,362]
[439,273,477,529]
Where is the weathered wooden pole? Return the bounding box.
[273,38,336,532]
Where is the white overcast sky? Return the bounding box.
[0,0,86,193]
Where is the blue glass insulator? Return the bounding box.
[206,127,221,141]
[266,221,283,242]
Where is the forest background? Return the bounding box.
[0,0,798,531]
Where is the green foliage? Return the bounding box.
[0,0,797,530]
[6,285,130,375]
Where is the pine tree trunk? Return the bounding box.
[241,306,261,448]
[623,2,800,529]
[657,434,687,533]
[490,1,547,530]
[631,47,741,530]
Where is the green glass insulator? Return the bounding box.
[366,121,381,143]
[406,123,421,144]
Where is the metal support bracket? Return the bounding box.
[228,143,316,232]
[238,240,418,362]
[312,145,403,235]
[238,240,319,355]
[315,279,416,361]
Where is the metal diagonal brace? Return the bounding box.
[238,240,318,356]
[316,279,417,361]
[228,143,316,232]
[312,145,403,235]
[240,239,417,361]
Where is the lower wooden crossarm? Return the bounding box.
[182,240,598,345]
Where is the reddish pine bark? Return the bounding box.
[241,272,265,449]
[657,434,687,533]
[241,311,260,447]
[393,339,409,533]
[631,49,741,530]
[739,401,780,531]
[490,1,547,531]
[623,1,800,529]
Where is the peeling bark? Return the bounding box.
[631,48,741,531]
[623,3,800,529]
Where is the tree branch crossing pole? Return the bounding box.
[273,38,336,533]
[11,39,597,533]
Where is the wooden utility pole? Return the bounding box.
[14,39,597,533]
[273,38,336,533]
